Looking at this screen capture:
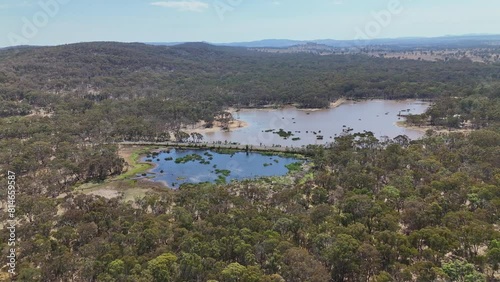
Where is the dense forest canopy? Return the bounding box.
[1,42,499,110]
[0,42,499,281]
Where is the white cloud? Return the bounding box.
[150,1,209,12]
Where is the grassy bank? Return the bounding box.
[116,146,156,180]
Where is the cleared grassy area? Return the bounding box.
[73,146,163,202]
[116,146,155,180]
[76,179,155,202]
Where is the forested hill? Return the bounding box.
[1,42,499,109]
[0,42,499,281]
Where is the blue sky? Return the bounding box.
[1,0,499,47]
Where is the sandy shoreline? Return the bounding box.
[396,121,473,134]
[183,119,249,135]
[141,177,170,189]
[330,98,348,109]
[229,98,348,112]
[297,98,348,112]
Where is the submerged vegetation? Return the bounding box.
[140,149,300,187]
[215,169,231,177]
[174,154,205,164]
[274,129,294,139]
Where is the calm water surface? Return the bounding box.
[203,100,430,147]
[141,149,300,187]
[141,100,429,187]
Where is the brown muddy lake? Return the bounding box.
[202,100,431,147]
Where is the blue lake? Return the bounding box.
[140,149,301,188]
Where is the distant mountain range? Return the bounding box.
[148,34,500,49]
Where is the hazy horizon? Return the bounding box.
[1,33,499,49]
[2,0,500,48]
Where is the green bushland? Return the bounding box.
[285,162,304,172]
[215,175,227,184]
[2,42,499,282]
